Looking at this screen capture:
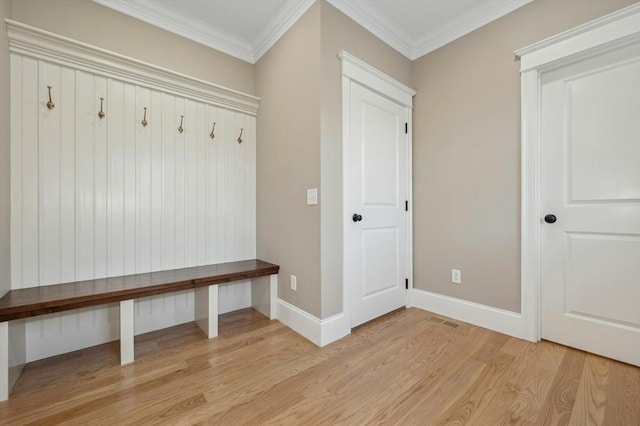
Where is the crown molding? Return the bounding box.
[326,0,414,59]
[93,0,315,64]
[6,20,260,115]
[412,0,533,59]
[252,0,316,62]
[93,0,254,63]
[328,0,531,61]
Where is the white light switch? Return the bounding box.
[307,188,318,205]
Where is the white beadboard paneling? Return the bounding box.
[184,99,199,267]
[150,90,163,273]
[107,78,126,278]
[39,60,62,286]
[59,66,76,283]
[94,76,108,280]
[76,70,96,282]
[162,93,176,271]
[136,86,152,274]
[211,106,227,265]
[123,83,137,276]
[175,98,186,270]
[10,54,23,289]
[21,57,40,289]
[11,53,257,362]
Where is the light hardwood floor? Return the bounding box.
[1,308,638,425]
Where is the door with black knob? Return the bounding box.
[540,41,640,366]
[345,78,411,328]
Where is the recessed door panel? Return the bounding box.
[361,228,399,297]
[567,61,640,202]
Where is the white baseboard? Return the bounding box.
[411,288,531,341]
[275,298,350,347]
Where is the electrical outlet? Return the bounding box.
[451,269,461,284]
[290,275,297,291]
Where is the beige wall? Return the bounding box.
[319,1,412,317]
[256,2,322,317]
[0,0,11,297]
[411,0,637,312]
[11,0,255,94]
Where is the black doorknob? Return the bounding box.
[544,214,557,224]
[352,213,363,222]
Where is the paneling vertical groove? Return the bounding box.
[10,57,256,362]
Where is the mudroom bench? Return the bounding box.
[0,259,279,399]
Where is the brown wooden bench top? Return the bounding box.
[0,259,279,322]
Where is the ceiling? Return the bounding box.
[94,0,532,64]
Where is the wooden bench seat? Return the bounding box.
[0,259,279,401]
[0,259,279,322]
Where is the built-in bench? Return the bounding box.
[0,259,279,400]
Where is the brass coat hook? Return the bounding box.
[237,128,243,144]
[46,86,55,110]
[98,97,105,119]
[178,115,184,134]
[209,122,216,139]
[141,107,148,127]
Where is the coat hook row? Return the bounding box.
[178,115,184,134]
[98,97,105,119]
[46,85,55,110]
[237,128,243,144]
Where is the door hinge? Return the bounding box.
[405,278,409,289]
[405,200,408,211]
[405,122,408,134]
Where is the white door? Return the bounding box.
[540,41,640,366]
[346,81,409,328]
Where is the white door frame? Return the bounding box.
[516,4,640,342]
[339,51,416,326]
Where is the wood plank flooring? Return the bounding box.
[1,308,638,425]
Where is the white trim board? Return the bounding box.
[6,20,260,115]
[338,50,415,107]
[516,3,640,342]
[411,289,529,340]
[275,298,350,347]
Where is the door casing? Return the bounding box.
[339,51,416,327]
[517,4,640,342]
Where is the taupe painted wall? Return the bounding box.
[11,0,255,94]
[319,1,412,317]
[411,0,637,312]
[256,2,322,317]
[0,0,11,298]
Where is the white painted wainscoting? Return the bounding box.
[8,21,258,362]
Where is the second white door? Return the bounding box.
[346,81,409,328]
[540,41,640,366]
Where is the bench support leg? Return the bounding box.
[195,284,218,338]
[1,321,8,401]
[251,274,278,319]
[120,300,134,365]
[269,273,277,320]
[0,320,25,402]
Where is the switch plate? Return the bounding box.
[451,269,461,284]
[307,188,318,205]
[290,275,297,291]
